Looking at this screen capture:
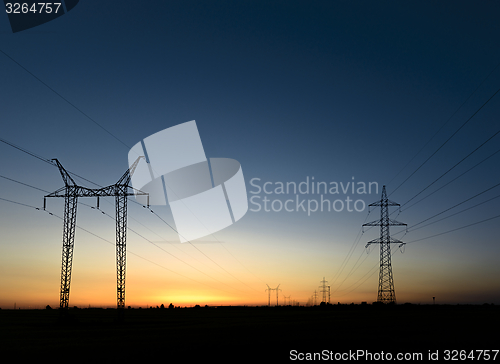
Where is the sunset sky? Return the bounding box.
[0,1,499,309]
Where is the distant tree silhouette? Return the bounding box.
[45,305,52,310]
[168,303,174,309]
[160,304,165,309]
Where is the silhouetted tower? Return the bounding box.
[312,290,318,306]
[113,159,147,309]
[319,277,328,303]
[283,295,291,306]
[45,158,147,310]
[362,185,406,304]
[265,284,281,306]
[265,284,272,307]
[275,284,281,306]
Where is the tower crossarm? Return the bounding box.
[363,219,407,227]
[368,199,400,207]
[116,156,145,186]
[365,237,404,248]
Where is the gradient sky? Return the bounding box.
[0,1,499,309]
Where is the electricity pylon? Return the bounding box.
[265,284,272,306]
[275,284,281,306]
[265,284,281,306]
[319,277,328,303]
[362,185,406,304]
[312,290,318,306]
[45,157,147,310]
[283,295,291,306]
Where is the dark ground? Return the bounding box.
[0,304,498,361]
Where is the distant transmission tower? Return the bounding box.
[312,290,318,306]
[265,284,281,306]
[45,157,147,311]
[362,185,406,304]
[265,284,272,306]
[319,277,328,303]
[283,295,291,306]
[276,284,282,306]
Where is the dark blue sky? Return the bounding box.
[0,1,499,307]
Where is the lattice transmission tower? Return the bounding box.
[45,157,147,310]
[265,284,281,306]
[319,277,329,304]
[362,185,406,304]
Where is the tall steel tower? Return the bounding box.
[319,277,329,304]
[265,284,281,306]
[362,185,406,304]
[45,157,147,310]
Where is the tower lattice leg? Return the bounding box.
[378,241,395,303]
[115,193,127,309]
[60,194,78,309]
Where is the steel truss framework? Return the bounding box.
[45,158,147,310]
[363,185,406,304]
[265,284,281,306]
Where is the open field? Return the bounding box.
[0,304,498,360]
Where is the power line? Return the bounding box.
[149,208,262,293]
[0,49,131,150]
[328,209,371,288]
[0,194,241,296]
[0,174,50,193]
[93,207,247,294]
[334,245,402,298]
[49,211,238,294]
[387,59,500,187]
[406,193,500,233]
[0,196,40,209]
[330,248,369,294]
[401,146,500,212]
[390,86,500,196]
[0,138,103,188]
[400,129,500,209]
[375,132,500,227]
[405,181,500,231]
[0,138,54,166]
[405,214,500,244]
[114,203,236,277]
